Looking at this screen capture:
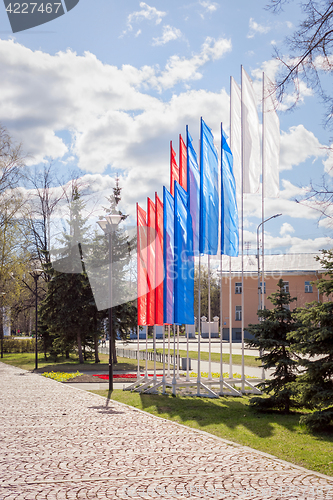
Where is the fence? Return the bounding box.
[99,345,180,366]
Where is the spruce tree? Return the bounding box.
[289,250,333,430]
[246,279,299,413]
[39,187,97,363]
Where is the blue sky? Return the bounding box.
[1,0,333,255]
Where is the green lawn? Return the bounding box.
[91,389,333,477]
[0,352,164,372]
[146,348,262,368]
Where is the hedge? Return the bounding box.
[2,338,35,353]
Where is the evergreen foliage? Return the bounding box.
[246,279,300,413]
[39,186,97,363]
[289,250,333,430]
[39,177,137,364]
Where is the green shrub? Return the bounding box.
[2,338,35,353]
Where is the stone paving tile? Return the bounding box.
[1,362,333,500]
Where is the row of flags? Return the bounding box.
[136,68,280,328]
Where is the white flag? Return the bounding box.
[241,67,261,193]
[230,77,241,199]
[263,73,280,198]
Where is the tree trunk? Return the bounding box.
[93,312,100,363]
[77,331,84,364]
[112,335,117,365]
[65,350,69,359]
[94,333,100,363]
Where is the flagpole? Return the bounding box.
[229,256,233,378]
[208,254,212,380]
[197,129,202,396]
[145,325,148,378]
[167,325,171,377]
[197,253,202,395]
[177,325,180,379]
[172,324,176,395]
[261,72,266,381]
[137,324,140,379]
[162,324,166,393]
[229,78,234,381]
[240,66,245,392]
[153,324,157,382]
[186,324,190,381]
[219,252,224,394]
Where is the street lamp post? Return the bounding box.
[0,292,6,359]
[257,214,282,380]
[256,214,282,311]
[97,214,122,392]
[29,269,43,371]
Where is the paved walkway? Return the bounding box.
[1,362,333,500]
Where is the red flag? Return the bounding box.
[137,204,148,326]
[179,134,187,191]
[170,141,179,196]
[147,198,156,326]
[155,193,164,325]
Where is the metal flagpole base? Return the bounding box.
[123,375,150,391]
[221,377,262,395]
[196,382,219,398]
[218,379,242,396]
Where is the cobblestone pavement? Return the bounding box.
[1,362,333,500]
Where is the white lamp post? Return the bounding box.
[97,214,122,392]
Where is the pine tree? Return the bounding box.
[246,279,299,413]
[39,186,97,363]
[289,250,333,430]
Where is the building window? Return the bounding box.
[235,305,242,321]
[305,281,313,293]
[235,330,242,341]
[258,282,266,294]
[235,282,242,294]
[282,281,289,293]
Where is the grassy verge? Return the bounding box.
[146,348,261,368]
[0,352,164,372]
[90,389,333,477]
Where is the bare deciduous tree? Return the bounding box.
[268,0,333,125]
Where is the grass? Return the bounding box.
[0,352,164,372]
[90,389,333,477]
[146,348,261,368]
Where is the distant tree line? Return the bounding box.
[0,124,137,363]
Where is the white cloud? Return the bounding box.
[152,25,182,46]
[323,144,333,175]
[126,2,166,32]
[280,222,295,236]
[199,0,218,13]
[247,18,271,39]
[0,39,232,218]
[148,36,232,90]
[279,125,326,171]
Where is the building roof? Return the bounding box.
[208,253,325,274]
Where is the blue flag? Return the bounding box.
[163,187,174,324]
[187,126,200,255]
[200,118,219,255]
[221,126,239,256]
[174,182,194,325]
